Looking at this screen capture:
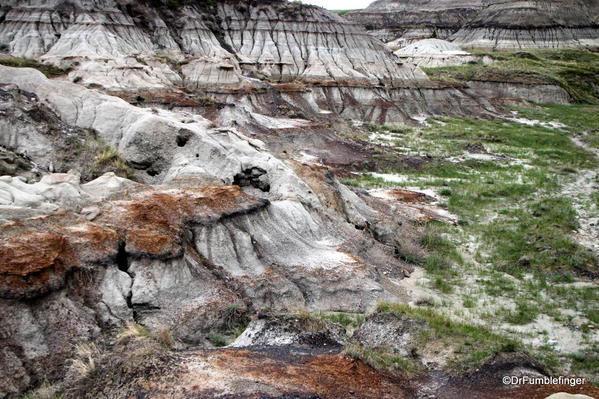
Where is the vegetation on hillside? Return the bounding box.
[0,56,66,78]
[343,104,599,382]
[423,50,599,104]
[331,9,358,15]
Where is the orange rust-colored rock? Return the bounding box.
[0,232,79,299]
[0,184,268,299]
[103,185,268,258]
[73,348,412,399]
[61,223,119,263]
[387,189,436,203]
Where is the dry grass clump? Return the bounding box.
[69,343,99,380]
[18,382,63,399]
[117,322,178,349]
[117,322,151,341]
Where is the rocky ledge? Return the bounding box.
[0,61,433,396]
[0,0,523,125]
[0,170,421,396]
[347,0,483,45]
[0,0,423,90]
[453,0,599,50]
[347,0,599,50]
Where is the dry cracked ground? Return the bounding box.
[0,1,598,399]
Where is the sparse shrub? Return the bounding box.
[394,241,426,265]
[421,227,452,252]
[503,301,539,325]
[0,56,66,77]
[222,303,248,331]
[433,276,453,294]
[207,333,227,347]
[17,382,63,399]
[155,325,176,349]
[69,343,99,379]
[91,142,133,180]
[344,343,419,375]
[115,322,179,349]
[118,322,151,341]
[462,296,476,308]
[424,254,451,274]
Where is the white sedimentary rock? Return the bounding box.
[0,0,426,90]
[348,0,599,50]
[0,65,319,205]
[395,39,477,67]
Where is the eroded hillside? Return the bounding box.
[348,0,599,50]
[0,1,598,399]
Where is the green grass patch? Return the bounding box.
[567,347,599,385]
[331,9,358,16]
[423,50,599,104]
[376,303,525,373]
[343,104,599,383]
[206,333,228,347]
[313,311,365,333]
[0,56,66,78]
[344,343,420,375]
[482,197,597,275]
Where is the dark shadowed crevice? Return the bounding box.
[116,241,129,273]
[233,167,270,192]
[176,129,193,147]
[115,242,133,309]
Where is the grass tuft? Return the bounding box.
[0,56,67,78]
[344,343,420,375]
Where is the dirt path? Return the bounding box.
[563,133,599,256]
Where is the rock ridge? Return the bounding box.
[347,0,599,50]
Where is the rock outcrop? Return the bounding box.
[0,0,423,90]
[347,0,599,50]
[394,39,479,67]
[0,170,413,396]
[453,0,599,50]
[346,0,484,44]
[0,0,507,126]
[0,61,427,396]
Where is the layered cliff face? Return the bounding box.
[0,0,516,127]
[346,0,484,44]
[453,0,599,50]
[0,0,423,90]
[347,0,599,50]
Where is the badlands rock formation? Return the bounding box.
[0,62,428,397]
[394,39,478,68]
[0,0,422,90]
[0,0,508,126]
[453,0,599,50]
[348,0,599,50]
[0,1,595,398]
[346,0,484,44]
